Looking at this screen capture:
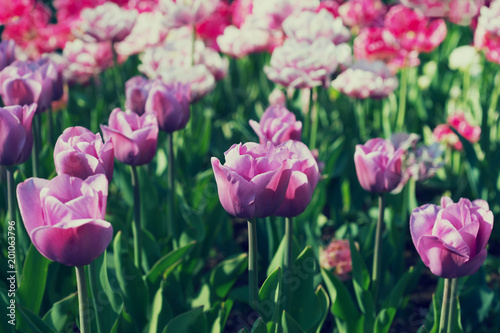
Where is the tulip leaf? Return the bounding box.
[113,231,149,328]
[42,292,78,332]
[373,308,396,333]
[149,279,173,333]
[209,253,248,299]
[383,265,420,309]
[162,307,206,333]
[309,285,330,333]
[250,317,267,333]
[266,235,301,276]
[282,311,305,333]
[146,241,196,284]
[258,267,281,323]
[16,304,56,333]
[99,250,124,314]
[110,307,136,333]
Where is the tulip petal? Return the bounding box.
[54,150,102,180]
[252,160,291,218]
[433,218,470,258]
[101,125,139,165]
[0,111,25,165]
[85,174,109,219]
[17,178,49,234]
[30,218,113,266]
[274,171,311,217]
[417,235,469,278]
[410,204,441,247]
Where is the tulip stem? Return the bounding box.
[32,114,41,178]
[76,266,90,333]
[396,64,409,131]
[47,107,54,147]
[447,278,458,333]
[488,71,500,142]
[6,167,15,223]
[248,218,259,311]
[439,278,452,333]
[111,44,124,103]
[130,165,142,270]
[284,217,293,311]
[191,25,196,67]
[372,193,385,306]
[167,133,178,249]
[355,99,367,141]
[88,261,103,333]
[309,88,319,150]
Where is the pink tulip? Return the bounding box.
[320,239,355,280]
[195,0,232,51]
[249,105,302,145]
[125,76,153,115]
[145,81,191,133]
[54,126,114,182]
[433,112,480,150]
[0,104,36,166]
[274,140,319,217]
[211,142,292,218]
[79,2,138,42]
[410,197,493,278]
[474,1,500,64]
[0,0,34,24]
[448,0,483,26]
[338,0,386,28]
[16,174,113,266]
[354,138,404,193]
[159,0,219,28]
[331,60,398,99]
[0,40,16,71]
[100,108,158,166]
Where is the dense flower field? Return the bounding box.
[1,0,500,332]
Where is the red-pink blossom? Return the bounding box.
[338,0,386,28]
[474,1,500,64]
[196,0,232,51]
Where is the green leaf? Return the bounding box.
[16,305,56,333]
[113,231,149,328]
[162,307,206,333]
[146,241,196,284]
[210,253,248,299]
[310,285,330,333]
[110,307,136,333]
[149,280,173,333]
[383,266,420,309]
[42,293,78,332]
[266,235,300,276]
[429,294,439,333]
[258,267,281,323]
[99,250,123,314]
[282,311,304,333]
[250,318,267,333]
[374,308,396,333]
[17,245,50,314]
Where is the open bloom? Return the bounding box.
[274,140,319,217]
[145,81,191,133]
[249,105,301,145]
[100,108,158,166]
[338,0,386,28]
[410,197,493,278]
[159,0,219,28]
[125,76,153,115]
[320,239,354,280]
[474,1,500,64]
[331,60,398,99]
[17,174,113,266]
[0,104,36,166]
[211,142,292,218]
[54,126,114,182]
[354,138,404,193]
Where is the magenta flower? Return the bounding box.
[211,142,292,218]
[159,0,219,28]
[274,140,319,217]
[249,105,302,145]
[125,76,153,115]
[474,1,500,64]
[338,0,386,28]
[410,197,493,278]
[100,108,158,166]
[145,81,191,133]
[195,0,232,51]
[320,239,355,280]
[0,104,36,166]
[331,60,398,99]
[16,174,113,266]
[448,0,483,26]
[433,112,480,150]
[54,126,114,182]
[354,138,404,193]
[400,0,450,17]
[0,40,16,72]
[79,2,138,43]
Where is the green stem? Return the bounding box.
[130,165,142,269]
[191,25,196,67]
[284,217,293,312]
[112,44,124,103]
[248,218,258,311]
[355,99,367,141]
[76,266,90,333]
[6,167,15,222]
[488,71,500,142]
[88,261,103,333]
[372,193,385,305]
[32,113,41,178]
[309,88,318,150]
[47,107,54,147]
[396,65,409,131]
[447,278,458,333]
[439,278,452,333]
[303,89,312,141]
[167,133,178,249]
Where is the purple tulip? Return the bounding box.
[410,197,494,278]
[54,126,114,182]
[249,106,302,145]
[211,142,292,218]
[125,76,153,115]
[100,108,158,166]
[145,81,191,132]
[0,40,16,72]
[0,104,36,166]
[354,138,405,193]
[274,140,319,217]
[16,174,113,266]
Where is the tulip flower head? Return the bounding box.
[0,40,16,72]
[211,142,292,219]
[17,174,113,266]
[125,75,153,115]
[54,126,114,182]
[249,105,302,145]
[100,108,158,166]
[410,197,493,278]
[319,239,355,280]
[474,1,500,64]
[0,104,36,166]
[354,138,405,193]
